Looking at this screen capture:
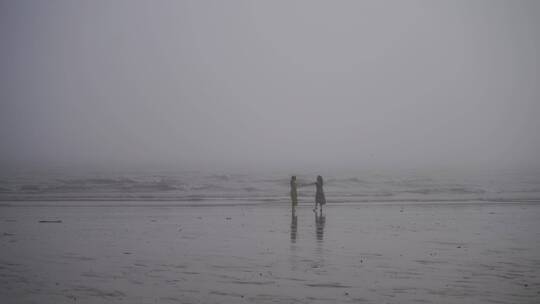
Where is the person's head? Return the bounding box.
[317,175,323,185]
[291,175,296,181]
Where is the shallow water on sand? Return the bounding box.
[1,202,540,303]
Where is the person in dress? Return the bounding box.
[314,175,326,213]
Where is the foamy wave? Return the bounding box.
[1,170,540,204]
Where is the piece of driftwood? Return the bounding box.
[39,220,62,223]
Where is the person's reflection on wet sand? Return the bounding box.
[290,212,298,243]
[315,212,325,242]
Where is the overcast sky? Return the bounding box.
[1,0,539,172]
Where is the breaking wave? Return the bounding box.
[1,170,539,204]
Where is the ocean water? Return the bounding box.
[0,169,539,205]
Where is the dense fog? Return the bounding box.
[1,0,539,172]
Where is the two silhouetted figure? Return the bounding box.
[289,175,326,243]
[289,175,326,213]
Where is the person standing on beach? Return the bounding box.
[290,176,298,213]
[314,175,326,213]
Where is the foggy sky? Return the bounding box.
[1,0,539,172]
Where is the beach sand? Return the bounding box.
[1,202,539,303]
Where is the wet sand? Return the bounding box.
[1,202,540,303]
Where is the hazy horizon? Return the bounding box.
[1,0,539,173]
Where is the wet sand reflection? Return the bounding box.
[315,212,325,242]
[290,212,298,243]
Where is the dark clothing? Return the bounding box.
[315,181,326,206]
[290,179,298,206]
